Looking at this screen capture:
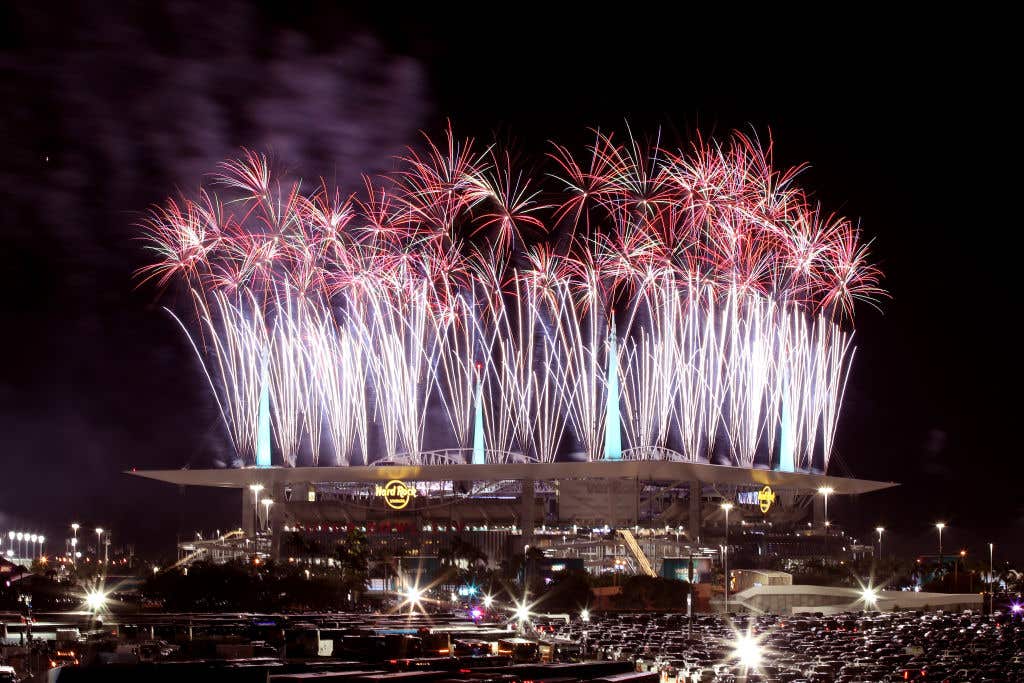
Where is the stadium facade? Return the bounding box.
[132,454,896,577]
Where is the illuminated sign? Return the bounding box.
[375,480,416,510]
[736,485,776,514]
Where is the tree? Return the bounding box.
[537,569,593,613]
[614,575,689,610]
[335,528,369,594]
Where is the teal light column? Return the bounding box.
[472,374,485,464]
[603,325,622,460]
[777,394,795,472]
[256,358,272,468]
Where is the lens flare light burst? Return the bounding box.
[139,126,884,469]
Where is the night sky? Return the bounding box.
[1,4,1017,561]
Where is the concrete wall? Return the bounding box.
[734,584,983,615]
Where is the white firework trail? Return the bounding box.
[144,130,879,471]
[267,293,308,467]
[178,290,268,463]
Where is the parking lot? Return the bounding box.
[547,609,1024,682]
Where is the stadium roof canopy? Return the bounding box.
[129,460,896,495]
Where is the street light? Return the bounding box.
[817,486,834,559]
[95,528,104,566]
[722,501,734,615]
[85,589,108,613]
[875,526,884,561]
[817,486,834,521]
[403,586,423,613]
[861,585,879,610]
[514,600,530,623]
[732,633,763,671]
[935,523,945,572]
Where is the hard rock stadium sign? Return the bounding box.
[375,480,416,510]
[737,485,777,514]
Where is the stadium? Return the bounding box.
[130,126,895,579]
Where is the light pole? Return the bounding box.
[95,528,104,567]
[721,501,733,615]
[875,526,884,561]
[7,531,13,557]
[817,486,834,560]
[71,523,80,568]
[39,536,45,560]
[261,498,274,531]
[935,523,945,576]
[989,542,994,610]
[249,484,264,537]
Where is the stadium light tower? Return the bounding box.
[721,501,734,614]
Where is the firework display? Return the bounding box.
[139,126,883,471]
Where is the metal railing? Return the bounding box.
[368,446,703,466]
[619,528,657,577]
[370,448,542,467]
[619,446,698,463]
